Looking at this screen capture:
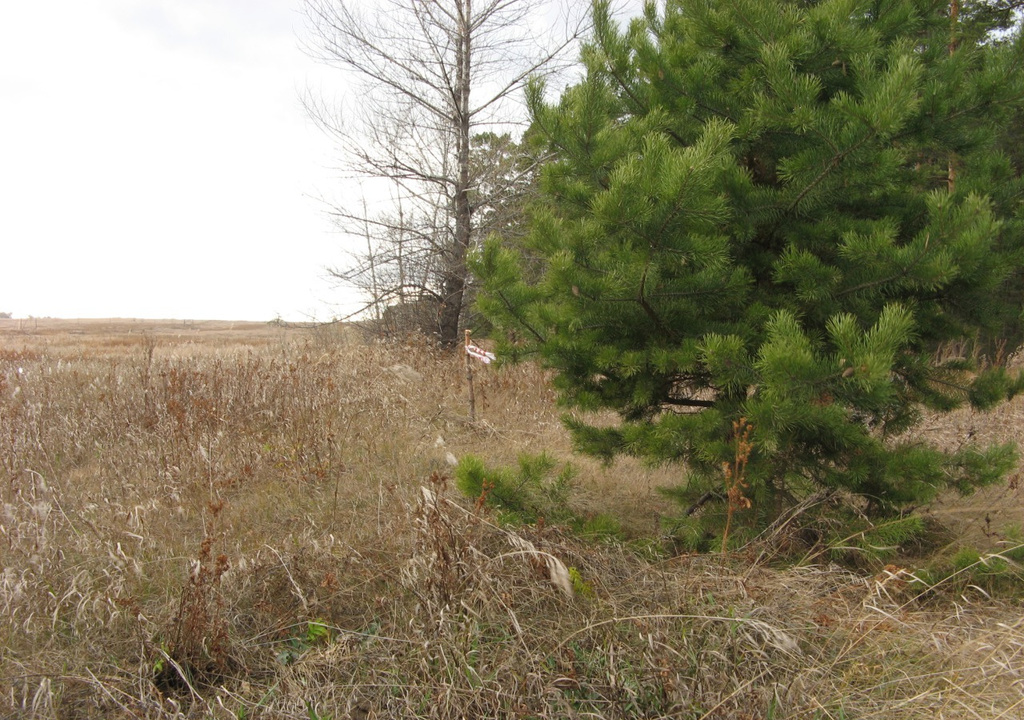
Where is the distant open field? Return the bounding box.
[0,317,315,345]
[1,318,1022,718]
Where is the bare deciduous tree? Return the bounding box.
[304,0,581,344]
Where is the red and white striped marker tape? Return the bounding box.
[465,343,496,364]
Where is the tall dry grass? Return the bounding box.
[1,324,1021,718]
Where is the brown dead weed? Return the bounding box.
[0,322,1022,718]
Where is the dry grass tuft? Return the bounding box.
[162,500,235,693]
[1,319,1022,718]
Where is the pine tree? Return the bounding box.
[475,0,1024,525]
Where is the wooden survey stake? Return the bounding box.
[465,329,476,422]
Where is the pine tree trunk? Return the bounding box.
[948,0,959,193]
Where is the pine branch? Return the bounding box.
[638,263,676,340]
[787,131,876,214]
[662,397,717,409]
[495,290,546,342]
[836,234,932,298]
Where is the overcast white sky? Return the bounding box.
[0,0,644,322]
[1,0,355,321]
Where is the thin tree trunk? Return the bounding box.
[440,0,473,347]
[948,0,959,193]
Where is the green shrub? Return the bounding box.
[455,452,577,525]
[913,543,1024,598]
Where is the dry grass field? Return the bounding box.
[1,318,1022,719]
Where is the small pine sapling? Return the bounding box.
[476,0,1024,537]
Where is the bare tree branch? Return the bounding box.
[303,0,586,343]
